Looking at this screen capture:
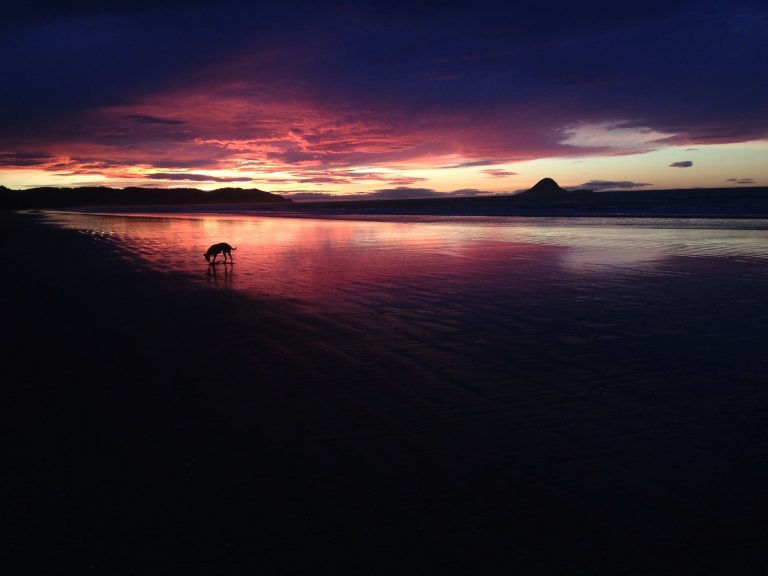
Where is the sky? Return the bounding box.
[1,0,766,198]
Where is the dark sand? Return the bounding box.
[4,211,767,575]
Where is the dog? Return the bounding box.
[204,242,237,264]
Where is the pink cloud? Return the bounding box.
[3,71,761,191]
[482,169,519,178]
[148,173,253,182]
[18,85,578,180]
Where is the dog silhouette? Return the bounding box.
[204,243,237,264]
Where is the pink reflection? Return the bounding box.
[42,212,768,314]
[43,213,561,311]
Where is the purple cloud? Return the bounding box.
[148,173,252,182]
[0,152,53,167]
[151,158,221,169]
[441,160,505,169]
[482,169,519,178]
[124,114,185,125]
[669,161,693,168]
[386,176,428,185]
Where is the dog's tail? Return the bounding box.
[232,246,237,251]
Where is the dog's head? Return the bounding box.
[203,252,211,262]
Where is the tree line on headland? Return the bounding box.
[0,185,291,210]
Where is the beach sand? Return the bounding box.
[4,211,767,575]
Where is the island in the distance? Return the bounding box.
[267,178,768,218]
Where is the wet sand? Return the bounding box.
[4,211,767,575]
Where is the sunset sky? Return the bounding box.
[2,0,766,198]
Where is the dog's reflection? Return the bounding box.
[206,261,234,285]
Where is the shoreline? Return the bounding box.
[5,211,767,575]
[35,203,768,226]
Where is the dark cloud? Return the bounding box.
[148,173,252,182]
[726,177,755,184]
[576,180,653,191]
[441,160,504,169]
[0,151,53,167]
[124,114,185,125]
[150,158,222,169]
[50,158,131,172]
[669,161,693,168]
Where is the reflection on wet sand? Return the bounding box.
[206,261,234,286]
[42,212,768,314]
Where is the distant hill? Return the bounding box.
[515,177,568,196]
[0,185,291,210]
